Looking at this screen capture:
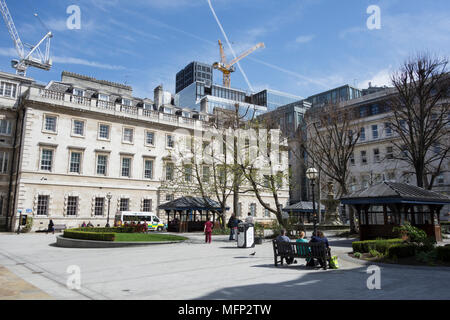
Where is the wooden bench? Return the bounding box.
[272,240,330,270]
[53,224,66,233]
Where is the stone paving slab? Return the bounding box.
[0,265,53,300]
[0,232,449,300]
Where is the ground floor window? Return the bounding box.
[67,196,78,216]
[142,199,152,212]
[94,197,105,216]
[120,198,129,212]
[37,195,49,215]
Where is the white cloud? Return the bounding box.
[358,68,393,89]
[52,56,126,70]
[295,34,315,44]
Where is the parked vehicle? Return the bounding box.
[115,211,166,231]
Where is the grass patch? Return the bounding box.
[114,233,187,242]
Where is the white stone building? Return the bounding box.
[1,71,289,231]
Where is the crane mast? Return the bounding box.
[0,0,52,76]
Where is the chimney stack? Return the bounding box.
[154,85,163,109]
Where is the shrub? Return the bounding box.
[76,227,134,233]
[354,252,362,259]
[387,243,417,259]
[63,229,115,241]
[394,222,428,243]
[415,249,438,264]
[369,249,384,258]
[436,246,450,262]
[352,239,403,253]
[21,216,34,233]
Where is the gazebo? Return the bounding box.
[158,196,229,233]
[341,181,450,242]
[282,201,326,224]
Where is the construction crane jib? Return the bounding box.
[213,39,264,88]
[0,0,52,76]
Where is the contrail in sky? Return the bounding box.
[206,0,254,92]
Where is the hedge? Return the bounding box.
[74,227,134,233]
[387,243,417,259]
[436,246,450,262]
[63,229,115,241]
[352,239,404,254]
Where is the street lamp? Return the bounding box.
[106,192,112,227]
[306,167,319,236]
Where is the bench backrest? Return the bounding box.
[273,240,326,258]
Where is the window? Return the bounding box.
[0,120,12,135]
[372,125,378,139]
[119,198,129,211]
[96,154,108,175]
[184,165,192,182]
[264,208,270,217]
[361,150,367,165]
[94,198,104,216]
[122,98,132,106]
[360,127,365,141]
[44,115,57,132]
[0,81,17,98]
[72,120,85,136]
[249,203,256,217]
[202,166,210,182]
[384,123,392,136]
[121,157,131,177]
[98,94,109,101]
[144,159,153,179]
[165,162,174,181]
[40,149,53,171]
[0,151,9,173]
[386,146,394,159]
[69,151,82,173]
[373,148,380,163]
[123,128,134,143]
[98,124,110,140]
[166,134,174,148]
[165,194,174,202]
[73,88,84,97]
[437,174,445,186]
[387,171,396,181]
[145,131,155,146]
[37,195,49,215]
[142,199,152,212]
[66,196,78,216]
[371,104,379,115]
[349,152,355,166]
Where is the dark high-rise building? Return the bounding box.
[175,61,213,93]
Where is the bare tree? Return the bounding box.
[303,103,361,232]
[389,53,450,189]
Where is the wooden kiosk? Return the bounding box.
[158,196,228,233]
[341,181,450,242]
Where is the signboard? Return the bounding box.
[26,209,32,213]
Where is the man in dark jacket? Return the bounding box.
[227,214,238,240]
[309,230,330,268]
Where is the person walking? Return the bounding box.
[227,214,237,240]
[204,217,213,244]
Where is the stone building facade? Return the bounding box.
[2,71,289,231]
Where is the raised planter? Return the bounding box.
[56,235,185,248]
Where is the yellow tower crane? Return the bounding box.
[212,39,264,88]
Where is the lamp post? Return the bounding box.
[306,167,319,236]
[106,192,112,227]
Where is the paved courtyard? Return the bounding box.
[0,232,449,300]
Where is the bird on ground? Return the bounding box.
[250,252,256,256]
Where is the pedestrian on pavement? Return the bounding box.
[47,219,54,234]
[204,217,213,244]
[245,212,254,224]
[227,214,237,240]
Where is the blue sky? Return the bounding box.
[0,0,449,99]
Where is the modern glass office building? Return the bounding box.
[252,89,302,112]
[176,61,213,93]
[306,85,362,107]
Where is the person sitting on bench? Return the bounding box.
[309,230,331,268]
[276,229,297,265]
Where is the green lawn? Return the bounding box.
[114,233,188,242]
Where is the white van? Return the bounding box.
[114,211,166,231]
